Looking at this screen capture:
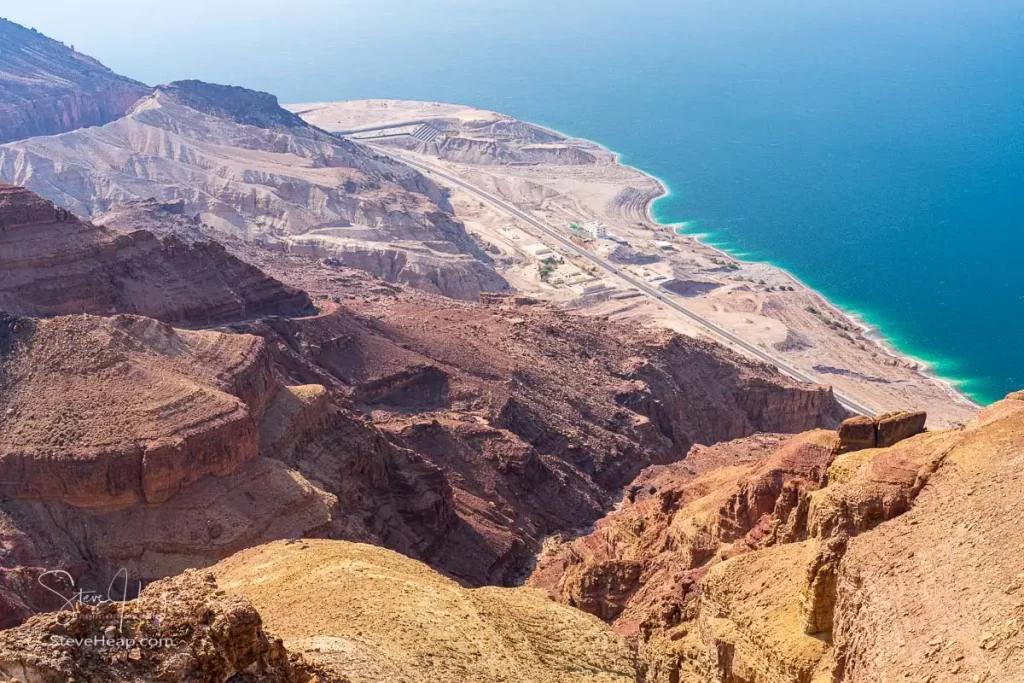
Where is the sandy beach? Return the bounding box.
[289,99,980,428]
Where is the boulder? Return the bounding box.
[838,410,927,451]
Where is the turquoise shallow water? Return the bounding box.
[9,0,1024,403]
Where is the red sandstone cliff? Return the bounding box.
[224,259,846,585]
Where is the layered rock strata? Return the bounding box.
[0,184,315,325]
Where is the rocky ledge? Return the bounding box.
[0,569,338,683]
[212,539,636,683]
[0,314,275,510]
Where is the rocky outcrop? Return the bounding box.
[0,19,151,143]
[828,398,1024,682]
[283,231,510,301]
[156,80,312,129]
[0,570,338,682]
[0,184,316,325]
[527,431,839,632]
[838,410,926,451]
[662,540,832,683]
[0,314,273,511]
[806,428,955,539]
[799,533,848,636]
[212,539,637,683]
[716,430,840,545]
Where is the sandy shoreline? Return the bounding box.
[289,99,981,427]
[611,151,981,412]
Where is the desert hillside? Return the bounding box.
[0,18,151,143]
[0,81,508,300]
[214,539,638,683]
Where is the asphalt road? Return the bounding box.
[375,147,875,417]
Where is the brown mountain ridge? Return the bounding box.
[0,18,150,143]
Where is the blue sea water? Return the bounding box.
[8,0,1024,403]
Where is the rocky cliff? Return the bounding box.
[0,295,452,622]
[0,314,273,511]
[528,402,1024,683]
[0,18,150,143]
[221,260,845,585]
[0,78,509,300]
[0,184,315,325]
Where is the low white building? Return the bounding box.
[526,243,555,259]
[582,221,607,240]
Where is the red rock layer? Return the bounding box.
[0,184,315,325]
[0,314,274,511]
[227,263,847,585]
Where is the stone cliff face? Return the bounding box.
[0,184,316,325]
[0,19,151,143]
[527,402,1024,683]
[0,314,274,511]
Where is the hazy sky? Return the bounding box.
[4,0,608,102]
[6,0,1022,105]
[5,1,424,93]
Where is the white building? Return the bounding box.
[582,221,607,240]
